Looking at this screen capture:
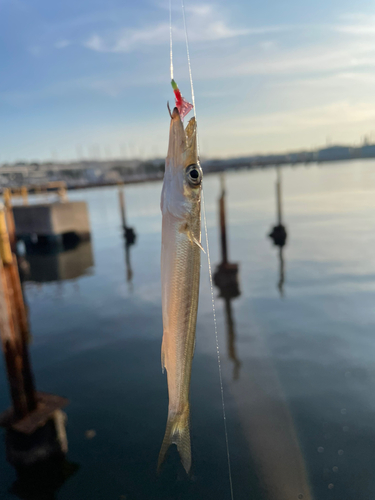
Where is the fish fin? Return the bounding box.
[187,230,206,253]
[179,221,205,253]
[192,237,206,253]
[158,405,191,474]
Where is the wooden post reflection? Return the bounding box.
[213,175,241,380]
[10,456,79,500]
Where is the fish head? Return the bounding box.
[183,115,202,205]
[162,108,202,219]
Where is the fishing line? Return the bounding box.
[179,2,234,498]
[169,0,174,80]
[202,193,234,500]
[180,0,197,129]
[168,1,234,495]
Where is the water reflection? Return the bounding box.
[118,187,136,286]
[213,175,241,380]
[268,166,287,296]
[20,240,94,283]
[2,163,374,498]
[10,457,79,500]
[207,172,312,498]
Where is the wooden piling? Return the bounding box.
[0,209,13,265]
[0,206,37,417]
[3,189,17,252]
[58,185,67,202]
[0,258,29,419]
[21,186,28,206]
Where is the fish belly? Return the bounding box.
[159,211,200,472]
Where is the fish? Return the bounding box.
[158,106,203,474]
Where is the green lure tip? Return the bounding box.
[171,79,178,91]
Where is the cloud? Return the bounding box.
[54,40,71,49]
[270,72,375,92]
[190,36,375,83]
[28,45,42,56]
[259,40,277,51]
[334,13,375,35]
[198,100,375,156]
[208,101,375,139]
[83,24,167,53]
[82,3,267,53]
[184,4,212,17]
[84,34,105,52]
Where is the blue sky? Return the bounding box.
[1,0,375,162]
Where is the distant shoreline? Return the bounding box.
[65,155,375,192]
[1,154,375,194]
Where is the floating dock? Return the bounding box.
[13,201,91,248]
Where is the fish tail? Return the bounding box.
[158,404,191,473]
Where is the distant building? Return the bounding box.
[360,144,375,158]
[317,146,351,162]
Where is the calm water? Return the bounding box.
[1,161,375,499]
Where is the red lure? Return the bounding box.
[171,79,193,119]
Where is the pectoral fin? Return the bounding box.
[190,235,205,253]
[179,222,206,252]
[186,228,205,253]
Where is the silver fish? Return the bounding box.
[158,107,202,473]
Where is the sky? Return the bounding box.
[1,0,375,162]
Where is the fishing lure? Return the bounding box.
[171,79,193,120]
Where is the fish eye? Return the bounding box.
[186,164,203,187]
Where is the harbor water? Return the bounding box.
[1,160,375,499]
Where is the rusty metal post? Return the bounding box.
[276,166,283,226]
[219,175,228,265]
[118,188,127,229]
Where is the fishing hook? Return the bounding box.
[167,101,173,119]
